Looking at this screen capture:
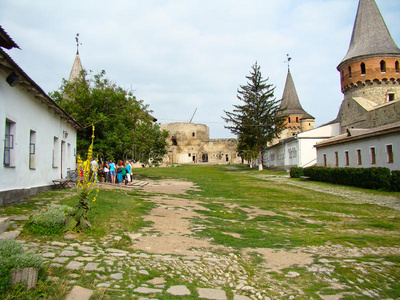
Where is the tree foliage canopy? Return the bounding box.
[51,70,168,163]
[223,62,286,168]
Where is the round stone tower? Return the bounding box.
[337,0,400,131]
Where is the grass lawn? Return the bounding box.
[1,164,399,299]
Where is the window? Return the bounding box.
[188,153,191,157]
[386,145,394,163]
[388,93,395,102]
[323,154,327,167]
[52,137,59,168]
[3,119,15,167]
[288,117,291,123]
[370,147,376,165]
[348,66,352,78]
[296,117,299,123]
[380,60,386,73]
[396,61,400,73]
[335,152,339,167]
[345,151,349,166]
[361,62,366,75]
[192,132,195,137]
[356,149,362,165]
[29,130,36,169]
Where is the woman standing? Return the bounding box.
[117,160,124,185]
[125,161,131,184]
[108,160,116,184]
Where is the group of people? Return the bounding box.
[101,160,134,185]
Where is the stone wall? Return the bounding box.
[161,123,242,164]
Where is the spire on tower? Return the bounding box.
[68,34,83,83]
[280,70,314,119]
[284,54,292,71]
[75,33,82,55]
[340,0,400,65]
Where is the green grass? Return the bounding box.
[2,164,400,299]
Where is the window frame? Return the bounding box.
[370,147,376,165]
[345,151,349,166]
[29,130,36,170]
[356,149,362,165]
[386,144,394,164]
[4,119,15,167]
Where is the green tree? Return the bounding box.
[51,70,168,164]
[223,62,286,170]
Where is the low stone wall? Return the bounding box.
[0,185,52,206]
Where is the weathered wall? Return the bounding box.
[161,123,241,164]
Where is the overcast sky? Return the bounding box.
[2,0,400,138]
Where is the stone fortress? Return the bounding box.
[161,122,242,165]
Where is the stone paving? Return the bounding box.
[18,233,269,300]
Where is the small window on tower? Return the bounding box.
[388,93,395,102]
[348,66,352,78]
[380,60,386,73]
[396,61,400,73]
[361,62,366,75]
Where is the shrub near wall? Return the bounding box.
[391,171,400,191]
[302,166,393,190]
[290,167,304,178]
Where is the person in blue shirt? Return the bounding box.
[125,161,132,184]
[108,160,116,184]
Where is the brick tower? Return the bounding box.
[278,69,314,140]
[337,0,400,132]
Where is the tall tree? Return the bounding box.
[223,62,286,170]
[51,70,168,164]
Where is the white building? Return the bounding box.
[264,122,340,170]
[0,27,81,205]
[315,122,400,171]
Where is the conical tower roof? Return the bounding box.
[68,51,83,83]
[340,0,400,65]
[280,70,314,119]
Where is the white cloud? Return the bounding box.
[2,0,399,138]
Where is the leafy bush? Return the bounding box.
[290,167,304,178]
[304,166,392,190]
[25,205,73,235]
[0,239,43,294]
[9,253,43,269]
[0,239,23,257]
[391,171,400,192]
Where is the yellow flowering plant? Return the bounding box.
[65,125,99,232]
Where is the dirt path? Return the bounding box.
[124,179,316,272]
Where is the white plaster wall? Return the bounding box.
[316,132,400,171]
[298,123,340,138]
[263,123,341,169]
[0,72,77,192]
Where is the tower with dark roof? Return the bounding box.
[337,0,400,132]
[278,69,314,139]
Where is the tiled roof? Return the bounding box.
[340,0,400,65]
[68,52,83,83]
[315,121,400,148]
[0,26,20,49]
[279,70,314,119]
